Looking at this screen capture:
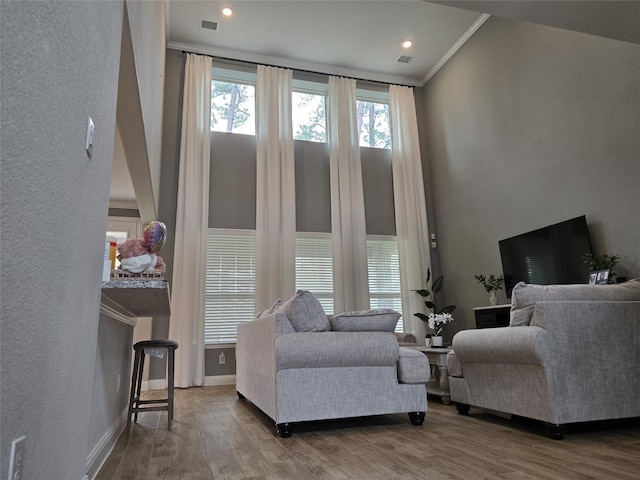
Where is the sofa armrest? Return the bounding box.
[451,326,550,366]
[236,312,294,418]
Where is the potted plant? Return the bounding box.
[474,274,504,305]
[414,268,456,346]
[582,253,621,283]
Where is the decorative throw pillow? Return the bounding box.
[275,290,329,332]
[329,309,401,332]
[510,280,640,326]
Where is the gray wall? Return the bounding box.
[418,16,640,337]
[1,2,166,478]
[0,2,124,479]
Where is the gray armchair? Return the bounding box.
[447,280,640,439]
[236,291,430,437]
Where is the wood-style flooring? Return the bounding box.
[97,385,640,479]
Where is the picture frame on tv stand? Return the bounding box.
[589,269,610,285]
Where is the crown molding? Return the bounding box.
[421,14,491,85]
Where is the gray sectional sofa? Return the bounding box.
[236,290,430,437]
[447,280,640,439]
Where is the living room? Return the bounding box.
[1,2,639,480]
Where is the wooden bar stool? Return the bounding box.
[127,340,179,432]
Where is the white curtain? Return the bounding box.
[327,77,370,313]
[168,54,212,387]
[389,85,432,340]
[254,65,296,312]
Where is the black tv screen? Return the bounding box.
[499,215,593,298]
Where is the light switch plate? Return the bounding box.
[8,435,26,480]
[86,116,95,157]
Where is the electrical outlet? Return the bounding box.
[8,435,26,480]
[218,352,226,365]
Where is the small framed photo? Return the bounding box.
[589,269,610,285]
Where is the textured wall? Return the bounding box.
[419,16,640,336]
[0,2,124,479]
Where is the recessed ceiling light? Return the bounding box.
[402,40,413,48]
[222,7,233,17]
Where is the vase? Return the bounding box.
[431,336,443,347]
[489,291,498,306]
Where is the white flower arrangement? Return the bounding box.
[428,313,454,337]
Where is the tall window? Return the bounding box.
[292,91,326,142]
[211,80,255,135]
[205,230,256,344]
[367,236,403,332]
[356,100,390,149]
[295,233,333,314]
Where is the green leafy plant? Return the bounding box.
[474,274,504,293]
[583,253,621,283]
[582,253,619,271]
[414,268,456,336]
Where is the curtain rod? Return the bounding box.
[179,50,412,89]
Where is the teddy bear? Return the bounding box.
[117,238,166,274]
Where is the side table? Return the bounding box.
[406,345,453,404]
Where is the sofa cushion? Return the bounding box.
[275,331,398,369]
[329,309,400,332]
[275,290,329,332]
[510,280,640,326]
[396,348,430,384]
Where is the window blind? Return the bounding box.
[295,233,334,315]
[367,236,403,332]
[205,230,256,344]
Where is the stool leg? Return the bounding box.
[127,348,142,433]
[167,347,176,431]
[133,351,145,424]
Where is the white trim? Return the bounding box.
[138,376,237,390]
[204,374,236,386]
[85,409,127,480]
[422,14,490,85]
[146,378,167,391]
[100,304,137,326]
[108,199,139,210]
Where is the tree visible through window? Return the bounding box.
[211,80,255,135]
[357,101,390,149]
[292,92,326,142]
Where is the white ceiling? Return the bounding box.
[166,0,487,86]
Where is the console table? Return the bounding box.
[406,346,453,404]
[473,304,510,328]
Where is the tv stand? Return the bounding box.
[473,304,510,328]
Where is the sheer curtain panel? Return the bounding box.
[255,65,296,312]
[389,85,431,340]
[168,54,212,387]
[327,77,370,313]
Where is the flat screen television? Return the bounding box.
[499,215,593,298]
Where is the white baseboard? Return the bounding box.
[204,374,236,386]
[143,375,236,390]
[85,409,127,480]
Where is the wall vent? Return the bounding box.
[397,55,413,64]
[201,20,219,31]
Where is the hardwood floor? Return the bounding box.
[97,385,640,479]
